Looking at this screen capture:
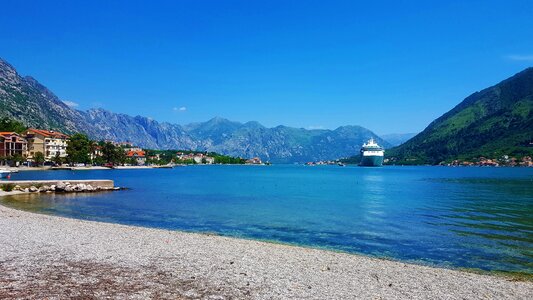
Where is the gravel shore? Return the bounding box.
[0,197,531,299]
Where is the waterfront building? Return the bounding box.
[246,157,262,164]
[126,150,146,165]
[0,132,28,158]
[25,129,69,161]
[90,145,103,161]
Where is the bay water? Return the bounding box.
[2,165,532,275]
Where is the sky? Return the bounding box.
[1,0,532,135]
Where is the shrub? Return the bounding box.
[1,183,15,192]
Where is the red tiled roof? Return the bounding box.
[26,128,69,139]
[0,131,17,137]
[126,150,146,157]
[0,132,21,139]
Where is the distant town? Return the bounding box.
[442,156,533,167]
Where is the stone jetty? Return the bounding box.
[0,180,117,193]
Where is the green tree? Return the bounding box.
[0,118,26,133]
[128,157,139,166]
[102,142,116,164]
[10,154,24,166]
[93,156,105,166]
[66,133,90,165]
[114,147,127,165]
[33,152,45,166]
[52,152,63,165]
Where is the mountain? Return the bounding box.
[381,133,417,147]
[190,123,389,163]
[0,59,93,134]
[387,68,533,164]
[0,57,388,163]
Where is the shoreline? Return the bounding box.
[0,193,531,299]
[1,164,269,172]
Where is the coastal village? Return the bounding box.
[0,127,264,168]
[444,156,533,167]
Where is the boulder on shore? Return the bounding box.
[56,182,67,191]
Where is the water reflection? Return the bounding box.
[421,177,533,273]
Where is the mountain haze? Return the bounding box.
[381,133,417,147]
[388,68,533,164]
[0,57,389,163]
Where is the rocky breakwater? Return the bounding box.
[0,180,120,195]
[18,182,118,193]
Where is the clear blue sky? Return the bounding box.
[1,0,532,134]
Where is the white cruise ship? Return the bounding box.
[359,138,384,166]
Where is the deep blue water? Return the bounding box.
[2,165,532,274]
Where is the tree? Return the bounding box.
[93,156,105,166]
[66,133,91,165]
[102,142,116,164]
[34,152,45,166]
[52,152,63,165]
[88,140,98,164]
[0,118,26,133]
[114,147,127,165]
[10,154,24,167]
[128,157,139,166]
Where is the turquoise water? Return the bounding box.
[2,165,532,274]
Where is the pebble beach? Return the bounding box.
[0,193,531,300]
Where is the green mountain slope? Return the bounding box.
[388,68,533,164]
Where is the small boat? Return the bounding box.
[0,169,12,179]
[337,163,346,167]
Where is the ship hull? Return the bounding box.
[359,155,384,167]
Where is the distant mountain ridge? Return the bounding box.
[0,57,389,163]
[388,67,533,164]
